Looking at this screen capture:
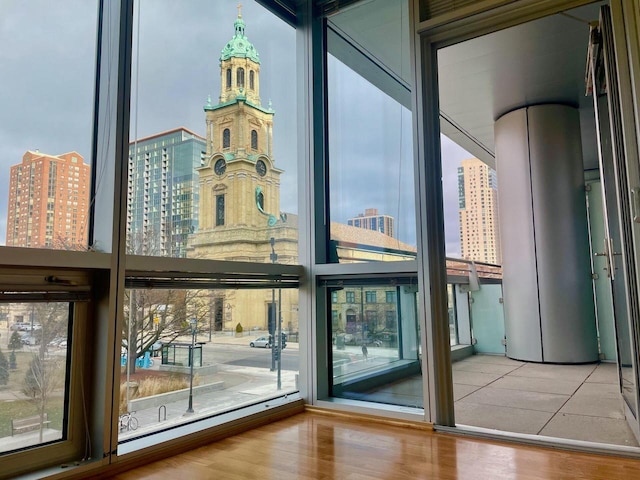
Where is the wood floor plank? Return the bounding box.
[104,411,640,479]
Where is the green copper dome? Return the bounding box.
[219,13,260,64]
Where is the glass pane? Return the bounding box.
[127,1,297,262]
[0,2,97,250]
[330,282,422,409]
[0,303,71,453]
[447,284,458,346]
[326,2,415,264]
[439,6,639,447]
[119,287,299,441]
[469,284,505,354]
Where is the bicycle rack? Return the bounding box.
[158,405,167,422]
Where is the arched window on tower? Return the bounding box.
[251,130,258,150]
[249,70,255,90]
[226,68,231,88]
[237,68,245,88]
[223,128,230,149]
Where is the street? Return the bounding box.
[199,342,299,371]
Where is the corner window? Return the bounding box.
[249,70,255,90]
[226,68,232,88]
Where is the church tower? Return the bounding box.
[189,8,296,268]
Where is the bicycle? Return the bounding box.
[119,411,139,432]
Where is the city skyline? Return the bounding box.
[0,0,472,257]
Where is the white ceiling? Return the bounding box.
[437,2,607,169]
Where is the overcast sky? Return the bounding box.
[0,0,469,255]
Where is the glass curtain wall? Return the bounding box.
[326,0,414,264]
[118,286,299,442]
[0,1,96,252]
[0,2,100,476]
[327,279,422,408]
[119,0,302,445]
[432,0,640,447]
[317,0,423,413]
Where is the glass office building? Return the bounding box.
[127,128,205,258]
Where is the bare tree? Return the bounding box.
[20,302,69,441]
[122,288,214,374]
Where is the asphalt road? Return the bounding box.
[201,343,299,371]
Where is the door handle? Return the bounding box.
[632,188,640,223]
[594,238,613,278]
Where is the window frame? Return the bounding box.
[222,128,231,149]
[237,67,245,88]
[0,263,99,478]
[216,194,225,226]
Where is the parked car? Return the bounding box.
[363,337,383,347]
[48,337,66,347]
[10,322,30,331]
[249,336,271,348]
[21,336,40,346]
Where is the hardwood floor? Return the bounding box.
[105,410,640,479]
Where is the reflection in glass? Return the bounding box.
[326,0,414,264]
[593,59,637,415]
[127,1,297,262]
[119,287,299,441]
[329,281,422,409]
[0,303,71,453]
[327,55,415,263]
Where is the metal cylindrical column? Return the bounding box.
[495,104,598,363]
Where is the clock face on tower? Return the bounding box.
[256,159,267,177]
[214,158,227,176]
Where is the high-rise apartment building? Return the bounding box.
[347,208,395,238]
[6,151,90,249]
[458,158,502,264]
[127,128,206,257]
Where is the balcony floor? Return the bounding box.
[453,354,638,446]
[365,354,638,447]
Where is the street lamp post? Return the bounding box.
[277,286,282,391]
[186,317,197,414]
[270,237,277,373]
[209,296,213,342]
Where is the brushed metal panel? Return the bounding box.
[528,105,598,363]
[495,108,543,362]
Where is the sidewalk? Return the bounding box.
[119,363,297,440]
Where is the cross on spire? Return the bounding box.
[237,3,242,18]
